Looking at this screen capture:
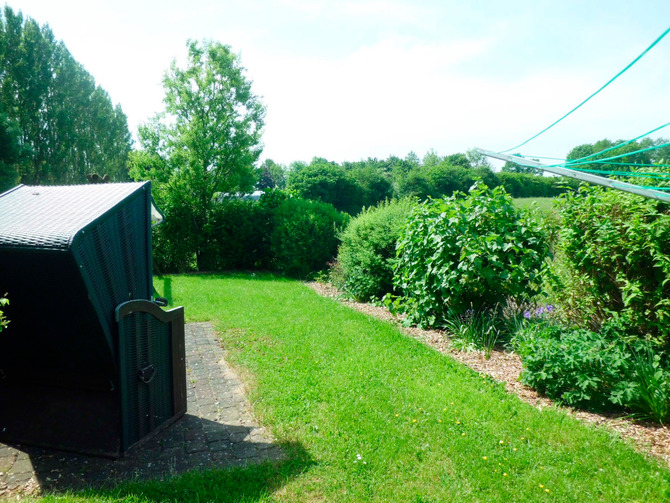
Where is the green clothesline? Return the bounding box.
[499,26,670,154]
[569,168,670,179]
[565,122,670,164]
[519,156,670,169]
[558,141,670,168]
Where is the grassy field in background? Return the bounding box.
[41,274,670,502]
[513,197,556,216]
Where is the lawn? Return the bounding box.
[513,196,556,216]
[42,273,670,502]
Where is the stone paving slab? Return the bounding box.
[0,322,282,499]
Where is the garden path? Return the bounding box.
[0,322,282,499]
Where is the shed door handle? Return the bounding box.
[138,364,156,384]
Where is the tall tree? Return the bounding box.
[286,157,362,214]
[130,39,266,270]
[0,109,25,192]
[257,159,286,190]
[566,138,654,172]
[0,6,132,185]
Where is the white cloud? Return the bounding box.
[252,36,589,163]
[342,1,425,24]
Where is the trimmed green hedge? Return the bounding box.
[152,190,349,278]
[271,197,349,278]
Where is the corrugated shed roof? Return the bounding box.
[0,182,149,250]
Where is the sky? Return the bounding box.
[6,0,670,167]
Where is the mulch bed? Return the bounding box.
[306,281,670,467]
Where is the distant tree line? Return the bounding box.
[254,137,669,215]
[255,150,576,215]
[0,6,132,193]
[566,138,670,171]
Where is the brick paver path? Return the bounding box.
[0,322,282,498]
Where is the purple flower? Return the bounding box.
[536,307,545,316]
[523,311,531,320]
[546,305,554,313]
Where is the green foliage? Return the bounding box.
[548,184,670,343]
[501,153,541,175]
[0,110,23,192]
[149,187,348,278]
[497,172,577,198]
[257,159,287,190]
[0,6,131,184]
[270,198,349,278]
[514,321,670,422]
[286,158,363,214]
[334,198,415,301]
[514,323,629,409]
[393,183,549,328]
[397,161,499,201]
[566,137,668,172]
[0,295,8,334]
[348,165,394,209]
[199,198,271,271]
[615,346,670,423]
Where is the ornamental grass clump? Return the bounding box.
[391,182,549,328]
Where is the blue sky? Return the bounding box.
[7,0,670,166]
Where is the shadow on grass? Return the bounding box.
[84,441,312,503]
[49,441,313,503]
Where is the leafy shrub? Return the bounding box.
[514,321,670,422]
[392,182,549,327]
[151,196,200,274]
[548,184,670,343]
[271,198,349,278]
[348,166,394,209]
[513,323,629,409]
[334,198,415,301]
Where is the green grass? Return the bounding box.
[513,197,556,217]
[41,273,670,502]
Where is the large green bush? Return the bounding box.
[514,322,629,409]
[334,198,415,301]
[271,198,349,278]
[393,183,549,327]
[548,185,670,344]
